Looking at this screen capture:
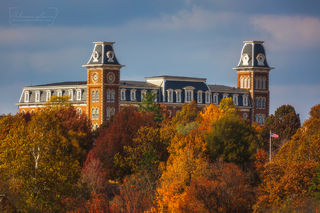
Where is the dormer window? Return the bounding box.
[233,94,239,106]
[141,90,147,101]
[76,89,82,101]
[197,90,203,104]
[243,94,248,106]
[223,93,229,99]
[152,90,158,102]
[130,89,136,101]
[121,89,126,101]
[175,90,181,103]
[35,91,40,102]
[184,87,194,103]
[205,91,210,104]
[68,89,73,101]
[46,90,51,101]
[213,93,219,104]
[24,91,30,103]
[167,89,173,103]
[57,90,62,97]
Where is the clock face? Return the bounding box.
[92,73,98,83]
[107,72,115,84]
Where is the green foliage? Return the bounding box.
[139,92,163,122]
[206,113,258,168]
[310,163,320,200]
[262,104,301,152]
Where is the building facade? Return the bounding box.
[17,41,273,127]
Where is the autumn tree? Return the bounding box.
[261,104,301,153]
[0,106,93,212]
[180,161,255,213]
[206,113,258,169]
[92,107,156,180]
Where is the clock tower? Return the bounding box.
[234,41,274,125]
[83,41,123,128]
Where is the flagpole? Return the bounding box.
[269,130,272,162]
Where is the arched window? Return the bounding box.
[92,90,95,102]
[197,90,202,104]
[111,107,115,117]
[96,90,99,102]
[248,77,251,88]
[91,108,95,120]
[96,108,99,120]
[240,77,244,88]
[244,78,247,88]
[106,107,111,120]
[205,91,210,104]
[111,90,115,102]
[213,93,219,104]
[121,89,126,101]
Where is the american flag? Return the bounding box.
[271,132,279,138]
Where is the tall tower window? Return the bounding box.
[111,90,115,102]
[24,91,30,103]
[92,90,95,102]
[240,77,244,88]
[197,90,203,104]
[176,90,182,103]
[92,108,95,120]
[247,77,251,88]
[96,108,99,120]
[106,108,110,120]
[96,90,99,102]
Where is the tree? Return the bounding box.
[262,104,301,154]
[139,92,163,122]
[180,161,255,213]
[0,106,93,212]
[205,113,258,169]
[92,107,156,180]
[254,160,318,212]
[276,104,320,163]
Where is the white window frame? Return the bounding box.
[141,90,147,101]
[76,89,82,101]
[213,93,219,104]
[197,90,203,104]
[57,90,62,97]
[46,90,51,102]
[240,77,244,88]
[152,90,158,102]
[120,89,126,101]
[130,89,136,101]
[167,89,173,103]
[233,94,239,106]
[175,89,182,103]
[35,91,40,102]
[205,91,210,104]
[24,91,30,103]
[68,89,73,101]
[243,94,248,106]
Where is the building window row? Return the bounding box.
[255,76,267,89]
[91,108,99,120]
[24,89,82,103]
[91,90,100,102]
[256,97,266,109]
[240,77,251,89]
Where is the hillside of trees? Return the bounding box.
[0,95,319,212]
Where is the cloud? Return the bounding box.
[251,15,320,50]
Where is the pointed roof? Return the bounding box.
[83,41,123,68]
[235,41,272,69]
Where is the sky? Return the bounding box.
[1,0,320,122]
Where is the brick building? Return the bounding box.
[17,41,273,128]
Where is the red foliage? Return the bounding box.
[91,107,156,179]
